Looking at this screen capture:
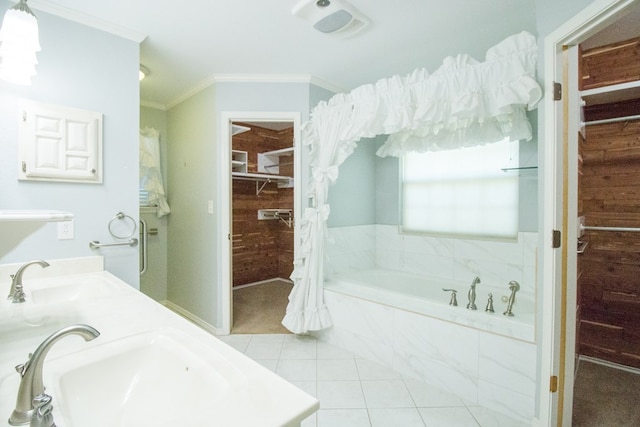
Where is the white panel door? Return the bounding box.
[19,100,102,183]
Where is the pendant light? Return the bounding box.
[0,0,40,85]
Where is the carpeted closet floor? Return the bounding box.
[572,358,640,426]
[232,279,293,334]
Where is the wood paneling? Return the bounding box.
[232,124,294,287]
[580,37,640,91]
[578,119,640,368]
[584,98,640,122]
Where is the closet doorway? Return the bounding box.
[219,112,302,335]
[541,1,640,424]
[572,16,640,426]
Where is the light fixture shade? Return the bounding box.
[0,5,41,85]
[139,65,150,81]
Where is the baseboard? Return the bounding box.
[578,355,640,375]
[161,300,224,336]
[233,277,293,291]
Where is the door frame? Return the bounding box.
[218,111,302,335]
[539,0,636,425]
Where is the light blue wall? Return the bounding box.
[327,138,379,227]
[166,85,217,325]
[375,139,400,226]
[309,84,335,110]
[0,3,140,286]
[166,81,324,328]
[535,0,595,40]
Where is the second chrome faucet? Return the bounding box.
[7,260,50,303]
[9,324,100,426]
[467,276,480,310]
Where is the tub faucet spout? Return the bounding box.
[9,324,100,426]
[503,281,520,317]
[467,276,480,310]
[7,260,50,303]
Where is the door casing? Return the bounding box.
[218,111,302,335]
[539,0,636,425]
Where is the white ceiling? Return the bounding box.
[22,0,640,109]
[24,0,541,108]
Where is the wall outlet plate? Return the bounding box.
[57,219,74,240]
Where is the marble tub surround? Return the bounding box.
[313,290,536,423]
[325,225,537,303]
[324,269,534,341]
[0,257,318,427]
[321,226,538,423]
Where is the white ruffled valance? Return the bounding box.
[378,31,542,156]
[282,31,543,334]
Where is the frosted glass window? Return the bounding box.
[401,139,519,238]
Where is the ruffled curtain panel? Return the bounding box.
[282,31,543,334]
[140,127,171,217]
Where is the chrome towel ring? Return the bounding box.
[89,211,138,249]
[108,212,137,239]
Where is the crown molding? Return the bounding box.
[212,74,345,93]
[165,75,217,110]
[308,75,346,94]
[165,74,345,110]
[22,0,147,42]
[140,99,168,111]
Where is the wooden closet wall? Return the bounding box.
[231,124,294,287]
[577,37,640,368]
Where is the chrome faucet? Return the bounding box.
[442,288,458,306]
[9,324,100,426]
[466,276,480,310]
[503,280,520,317]
[485,293,495,313]
[7,260,50,303]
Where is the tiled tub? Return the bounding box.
[313,225,538,423]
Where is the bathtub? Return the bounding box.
[317,268,537,422]
[325,268,534,343]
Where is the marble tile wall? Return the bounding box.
[314,290,537,423]
[319,226,539,422]
[325,225,537,301]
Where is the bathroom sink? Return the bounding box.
[28,275,123,305]
[46,329,243,427]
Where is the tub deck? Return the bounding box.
[325,268,534,342]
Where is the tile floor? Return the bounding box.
[218,333,529,427]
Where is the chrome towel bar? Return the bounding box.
[89,239,138,249]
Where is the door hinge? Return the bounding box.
[550,375,558,392]
[552,230,562,248]
[21,161,26,173]
[553,82,562,101]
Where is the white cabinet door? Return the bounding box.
[18,100,102,183]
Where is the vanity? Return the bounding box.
[0,256,318,426]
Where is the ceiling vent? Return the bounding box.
[292,0,369,38]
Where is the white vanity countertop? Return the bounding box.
[0,262,318,426]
